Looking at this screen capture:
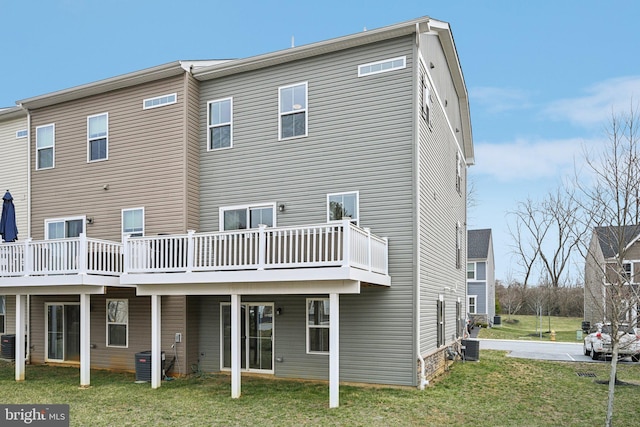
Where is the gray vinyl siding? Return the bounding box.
[29,75,192,241]
[0,114,28,238]
[3,295,15,334]
[468,282,487,314]
[417,42,467,355]
[475,261,487,280]
[198,36,417,386]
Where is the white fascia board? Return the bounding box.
[0,285,105,295]
[135,280,361,296]
[0,274,120,287]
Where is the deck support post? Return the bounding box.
[329,293,340,408]
[151,294,162,389]
[231,294,241,398]
[15,294,26,381]
[80,293,91,387]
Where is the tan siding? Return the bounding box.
[29,75,190,241]
[185,74,201,232]
[0,114,28,238]
[3,295,15,334]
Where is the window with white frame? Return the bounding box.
[16,129,27,139]
[143,93,177,110]
[456,152,462,194]
[220,204,275,231]
[279,82,307,139]
[467,262,476,280]
[106,299,128,347]
[36,124,55,170]
[88,113,108,162]
[307,298,330,354]
[0,296,5,334]
[46,217,84,239]
[456,222,462,269]
[122,208,144,238]
[468,295,477,314]
[358,56,406,77]
[437,296,445,347]
[327,192,358,225]
[208,98,233,150]
[421,75,431,124]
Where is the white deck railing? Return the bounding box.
[0,221,388,278]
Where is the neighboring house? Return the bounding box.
[0,16,473,408]
[467,229,495,325]
[584,225,640,327]
[0,106,28,337]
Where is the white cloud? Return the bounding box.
[469,86,532,114]
[544,76,640,127]
[471,137,597,182]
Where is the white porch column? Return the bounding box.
[231,294,241,398]
[15,294,26,381]
[329,293,340,408]
[151,295,162,389]
[80,293,91,387]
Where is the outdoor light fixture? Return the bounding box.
[87,217,94,225]
[276,307,283,315]
[278,204,285,212]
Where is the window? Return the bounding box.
[279,82,307,139]
[468,295,477,314]
[456,299,462,338]
[122,208,144,238]
[208,98,232,150]
[456,222,462,269]
[106,299,128,347]
[456,152,462,194]
[623,262,632,282]
[327,192,359,225]
[46,217,84,239]
[358,56,406,77]
[88,113,108,162]
[307,298,330,354]
[421,75,431,124]
[467,262,476,280]
[220,204,275,231]
[16,129,27,139]
[36,124,55,170]
[437,296,445,347]
[143,93,177,110]
[0,296,5,334]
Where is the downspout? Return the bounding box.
[25,107,31,364]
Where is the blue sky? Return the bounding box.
[2,1,639,283]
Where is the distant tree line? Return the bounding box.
[495,280,583,318]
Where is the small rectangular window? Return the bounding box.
[358,56,406,77]
[279,82,307,140]
[456,222,462,269]
[45,217,84,239]
[468,295,477,315]
[467,262,476,280]
[456,152,462,194]
[88,113,108,162]
[0,296,5,334]
[143,93,177,110]
[16,129,27,138]
[437,297,445,347]
[208,98,233,150]
[107,299,128,347]
[220,204,275,231]
[422,76,431,124]
[307,298,330,354]
[36,124,55,170]
[327,192,359,225]
[122,208,144,238]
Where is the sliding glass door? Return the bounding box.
[221,303,273,373]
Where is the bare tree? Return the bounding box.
[577,105,640,427]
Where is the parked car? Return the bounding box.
[583,323,640,361]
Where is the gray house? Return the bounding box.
[0,16,472,408]
[467,229,495,325]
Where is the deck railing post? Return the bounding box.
[364,227,372,272]
[258,224,266,270]
[186,230,195,273]
[342,219,351,268]
[122,235,130,274]
[383,237,389,274]
[78,233,88,274]
[23,238,32,277]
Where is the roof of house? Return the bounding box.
[595,225,640,258]
[468,228,492,259]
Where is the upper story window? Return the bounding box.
[358,56,406,77]
[467,262,476,280]
[327,192,359,225]
[421,75,431,125]
[46,217,84,239]
[456,222,462,269]
[143,93,177,110]
[623,262,632,282]
[16,129,27,139]
[220,204,275,231]
[36,124,55,170]
[456,152,462,194]
[88,113,108,162]
[279,82,307,140]
[208,98,232,150]
[122,208,144,239]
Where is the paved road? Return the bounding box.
[476,338,638,364]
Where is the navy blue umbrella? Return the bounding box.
[0,190,18,242]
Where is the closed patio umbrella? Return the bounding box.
[0,190,18,242]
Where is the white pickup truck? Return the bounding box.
[583,323,640,361]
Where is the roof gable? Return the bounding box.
[468,228,492,259]
[595,225,640,259]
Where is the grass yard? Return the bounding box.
[478,314,585,342]
[1,350,640,426]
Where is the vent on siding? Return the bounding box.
[143,93,177,110]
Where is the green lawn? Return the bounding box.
[2,351,639,426]
[478,314,585,342]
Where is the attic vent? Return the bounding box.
[16,129,27,138]
[143,93,177,110]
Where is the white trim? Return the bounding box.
[306,297,330,355]
[35,123,55,170]
[326,191,359,226]
[106,298,129,348]
[358,56,406,77]
[87,112,109,163]
[219,203,276,231]
[278,81,308,140]
[44,302,80,363]
[16,129,27,139]
[44,216,86,240]
[143,93,177,110]
[207,97,233,151]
